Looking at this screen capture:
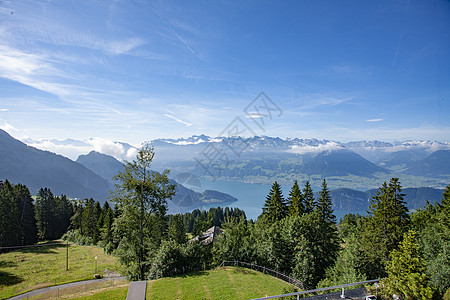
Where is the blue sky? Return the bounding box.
[0,0,449,147]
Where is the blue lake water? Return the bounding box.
[199,179,365,221]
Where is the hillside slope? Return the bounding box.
[0,130,110,200]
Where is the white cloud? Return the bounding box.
[0,108,8,111]
[163,114,192,127]
[0,122,17,133]
[366,118,384,122]
[245,112,265,119]
[286,141,343,155]
[24,137,138,161]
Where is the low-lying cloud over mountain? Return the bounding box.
[23,137,138,161]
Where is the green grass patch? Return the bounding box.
[147,266,298,299]
[0,240,123,299]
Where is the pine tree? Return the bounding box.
[303,181,315,213]
[14,184,38,245]
[35,188,56,240]
[168,214,186,244]
[92,201,102,244]
[54,195,73,239]
[362,178,410,278]
[316,179,335,223]
[0,180,20,247]
[288,181,305,217]
[383,230,435,299]
[262,181,287,223]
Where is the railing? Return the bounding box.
[218,261,305,290]
[250,278,381,300]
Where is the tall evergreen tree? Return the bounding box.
[0,180,20,247]
[14,184,38,245]
[168,214,186,244]
[288,181,305,217]
[362,178,410,278]
[54,195,73,239]
[92,201,102,244]
[35,188,55,240]
[316,179,335,223]
[262,181,287,223]
[81,198,95,238]
[303,181,315,213]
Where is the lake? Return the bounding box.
[198,179,365,221]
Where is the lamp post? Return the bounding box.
[95,256,98,274]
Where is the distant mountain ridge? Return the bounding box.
[0,129,111,200]
[18,133,450,189]
[75,151,238,213]
[330,187,444,211]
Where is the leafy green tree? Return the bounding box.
[303,181,315,213]
[361,178,410,278]
[213,217,253,264]
[148,239,207,279]
[262,181,287,223]
[383,230,435,299]
[111,143,175,280]
[288,181,305,217]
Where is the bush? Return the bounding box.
[147,240,210,279]
[62,229,93,245]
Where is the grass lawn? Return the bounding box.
[147,266,298,299]
[0,240,123,299]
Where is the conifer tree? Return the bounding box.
[383,230,435,299]
[262,181,287,223]
[288,180,305,217]
[303,181,315,213]
[168,214,186,244]
[0,180,19,246]
[14,184,38,245]
[35,188,55,240]
[316,179,335,223]
[362,178,410,278]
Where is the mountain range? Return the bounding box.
[1,130,448,213]
[0,130,237,212]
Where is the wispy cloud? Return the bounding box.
[0,108,8,112]
[246,112,265,119]
[366,118,384,122]
[149,4,198,58]
[163,114,192,127]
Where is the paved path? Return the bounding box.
[126,281,147,300]
[8,276,127,300]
